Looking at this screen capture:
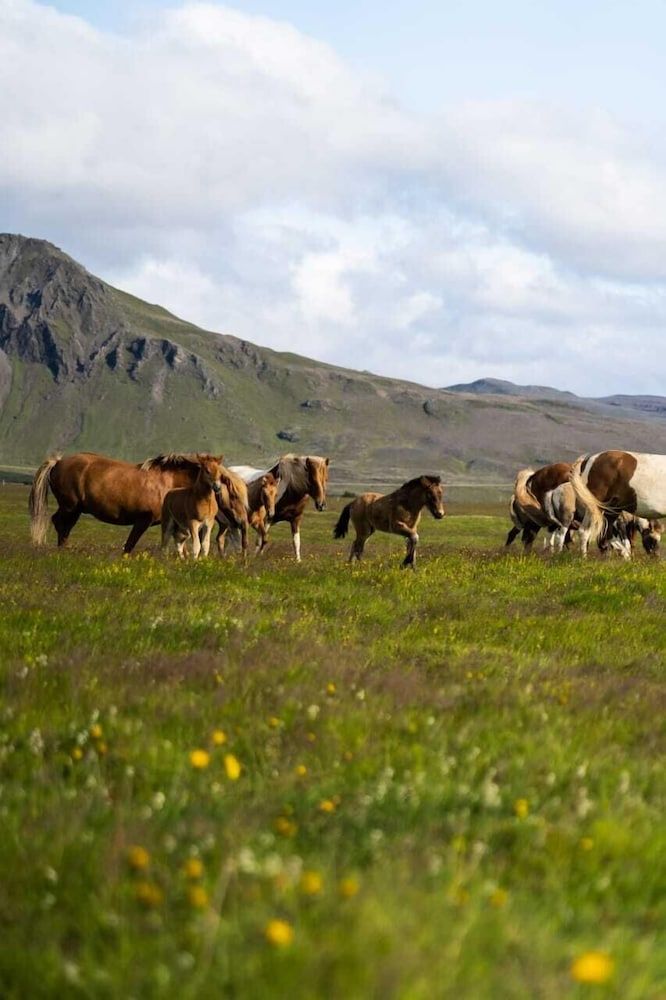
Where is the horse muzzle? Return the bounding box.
[433,510,445,519]
[212,483,222,494]
[315,500,327,512]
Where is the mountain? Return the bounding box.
[3,233,666,487]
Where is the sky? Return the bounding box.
[2,0,666,395]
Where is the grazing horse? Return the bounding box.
[333,475,445,569]
[29,451,247,553]
[570,450,666,555]
[215,471,280,556]
[228,455,330,562]
[506,463,573,552]
[161,455,224,559]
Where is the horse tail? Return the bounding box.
[569,456,605,544]
[512,467,543,523]
[221,468,249,514]
[334,501,353,539]
[29,454,61,545]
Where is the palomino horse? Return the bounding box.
[215,471,280,555]
[161,455,224,559]
[571,450,666,555]
[506,462,573,552]
[333,475,445,569]
[228,454,329,561]
[29,452,247,553]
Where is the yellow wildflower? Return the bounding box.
[570,951,614,984]
[189,749,210,770]
[127,845,151,871]
[326,682,336,696]
[513,798,529,819]
[265,919,294,947]
[580,837,594,851]
[187,885,209,909]
[489,888,509,908]
[319,799,336,814]
[300,871,323,895]
[96,741,108,756]
[274,816,298,837]
[183,858,204,879]
[224,754,241,781]
[70,747,83,761]
[306,732,317,743]
[212,730,227,746]
[294,764,307,777]
[134,881,163,907]
[268,717,281,729]
[339,876,359,899]
[90,723,103,740]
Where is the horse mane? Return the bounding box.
[140,452,201,472]
[402,474,441,489]
[277,454,328,494]
[220,467,249,510]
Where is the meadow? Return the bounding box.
[0,484,664,998]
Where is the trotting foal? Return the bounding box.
[334,475,445,569]
[161,455,224,559]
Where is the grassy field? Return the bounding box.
[1,484,664,998]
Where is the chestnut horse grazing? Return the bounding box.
[215,471,280,555]
[506,462,573,552]
[161,455,224,559]
[334,475,445,569]
[29,451,247,553]
[229,454,329,561]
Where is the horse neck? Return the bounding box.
[246,477,265,511]
[191,472,213,499]
[397,482,428,515]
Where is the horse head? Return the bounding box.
[306,456,330,511]
[261,473,280,522]
[196,453,224,494]
[421,475,446,520]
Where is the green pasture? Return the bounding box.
[0,484,664,998]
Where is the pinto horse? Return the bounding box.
[333,475,445,569]
[228,454,329,561]
[571,450,666,555]
[29,451,247,553]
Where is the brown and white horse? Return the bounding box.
[333,475,445,569]
[29,451,247,553]
[571,451,666,554]
[506,462,573,552]
[228,454,329,561]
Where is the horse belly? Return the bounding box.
[629,455,666,518]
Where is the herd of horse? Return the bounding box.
[26,448,666,567]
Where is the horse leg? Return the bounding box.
[505,525,520,547]
[216,519,228,557]
[521,525,538,554]
[290,516,303,562]
[349,530,369,562]
[52,507,81,547]
[161,513,173,554]
[200,521,212,558]
[191,522,202,560]
[402,532,419,569]
[123,514,153,555]
[238,519,248,561]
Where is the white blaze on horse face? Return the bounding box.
[626,453,666,519]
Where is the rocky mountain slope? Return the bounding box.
[2,233,666,486]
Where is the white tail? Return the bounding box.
[569,456,606,545]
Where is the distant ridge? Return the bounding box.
[3,233,666,483]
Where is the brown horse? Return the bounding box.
[506,462,573,552]
[333,475,445,568]
[161,455,224,559]
[215,471,280,556]
[229,454,330,561]
[29,451,248,553]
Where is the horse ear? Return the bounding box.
[261,475,269,485]
[325,457,330,466]
[217,454,224,464]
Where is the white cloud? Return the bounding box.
[2,0,666,395]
